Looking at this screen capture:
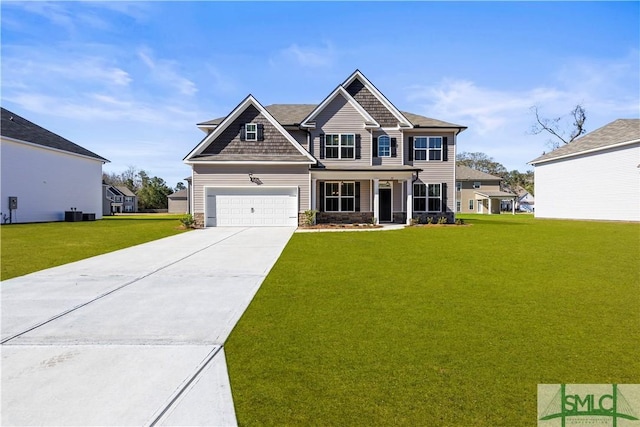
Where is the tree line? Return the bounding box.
[103,166,185,210]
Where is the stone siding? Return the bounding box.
[316,211,374,224]
[194,212,205,228]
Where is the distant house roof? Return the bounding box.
[197,104,465,129]
[168,189,188,199]
[1,107,108,162]
[456,165,503,181]
[529,119,640,165]
[115,186,136,197]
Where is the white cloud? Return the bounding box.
[271,42,335,69]
[138,48,198,96]
[402,51,639,170]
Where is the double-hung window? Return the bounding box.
[325,134,355,159]
[413,183,442,212]
[473,181,481,189]
[413,183,427,212]
[245,123,257,141]
[428,183,442,211]
[414,137,428,161]
[428,137,443,160]
[414,136,443,161]
[377,135,391,157]
[325,182,355,212]
[456,182,462,192]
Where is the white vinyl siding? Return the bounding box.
[534,143,640,221]
[192,164,309,214]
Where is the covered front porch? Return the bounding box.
[310,166,421,225]
[474,190,517,214]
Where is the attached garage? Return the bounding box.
[205,187,298,227]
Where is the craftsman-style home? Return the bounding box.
[184,70,466,227]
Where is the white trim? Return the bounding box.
[1,136,108,164]
[183,95,316,163]
[529,138,640,165]
[300,86,380,128]
[245,123,258,141]
[378,182,393,222]
[185,160,315,165]
[377,135,391,157]
[324,133,356,160]
[341,70,413,128]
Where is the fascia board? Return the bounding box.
[1,136,109,164]
[184,160,315,165]
[300,86,380,128]
[528,138,640,165]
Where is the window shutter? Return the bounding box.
[355,134,361,159]
[442,137,448,161]
[355,182,361,212]
[391,137,397,157]
[319,182,324,212]
[373,136,378,157]
[319,134,325,159]
[257,124,265,141]
[408,137,414,161]
[239,124,246,141]
[441,182,447,212]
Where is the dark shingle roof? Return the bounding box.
[198,104,465,129]
[115,186,136,197]
[1,107,108,162]
[530,119,640,164]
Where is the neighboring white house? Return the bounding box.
[1,107,109,223]
[529,119,640,222]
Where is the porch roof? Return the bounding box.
[311,165,421,180]
[474,190,517,199]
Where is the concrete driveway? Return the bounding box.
[1,227,295,426]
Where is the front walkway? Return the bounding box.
[1,227,295,426]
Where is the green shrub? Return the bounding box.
[179,214,195,228]
[302,210,318,226]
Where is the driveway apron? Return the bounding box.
[1,227,295,426]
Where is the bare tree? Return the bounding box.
[530,104,586,149]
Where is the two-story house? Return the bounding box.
[102,184,138,214]
[455,165,516,214]
[184,70,466,227]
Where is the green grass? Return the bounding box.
[1,214,189,280]
[226,214,640,426]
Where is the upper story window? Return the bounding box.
[245,123,257,141]
[473,181,481,189]
[378,135,391,157]
[125,197,133,203]
[325,134,355,159]
[412,136,446,161]
[456,182,462,192]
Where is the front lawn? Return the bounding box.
[1,214,188,280]
[226,215,640,426]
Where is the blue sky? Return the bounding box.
[2,1,638,189]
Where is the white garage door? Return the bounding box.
[205,187,298,227]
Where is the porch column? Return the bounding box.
[373,178,380,225]
[489,198,493,215]
[512,197,516,215]
[311,178,317,211]
[405,179,413,224]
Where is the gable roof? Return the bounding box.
[342,70,413,128]
[184,95,316,164]
[168,188,188,199]
[1,107,108,162]
[199,106,465,130]
[115,186,136,197]
[529,119,640,165]
[300,85,379,128]
[456,165,503,181]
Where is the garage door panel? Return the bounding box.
[205,188,298,227]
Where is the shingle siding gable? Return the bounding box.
[200,105,302,157]
[345,79,397,127]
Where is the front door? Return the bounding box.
[379,188,392,222]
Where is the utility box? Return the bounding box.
[8,197,18,210]
[65,211,83,222]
